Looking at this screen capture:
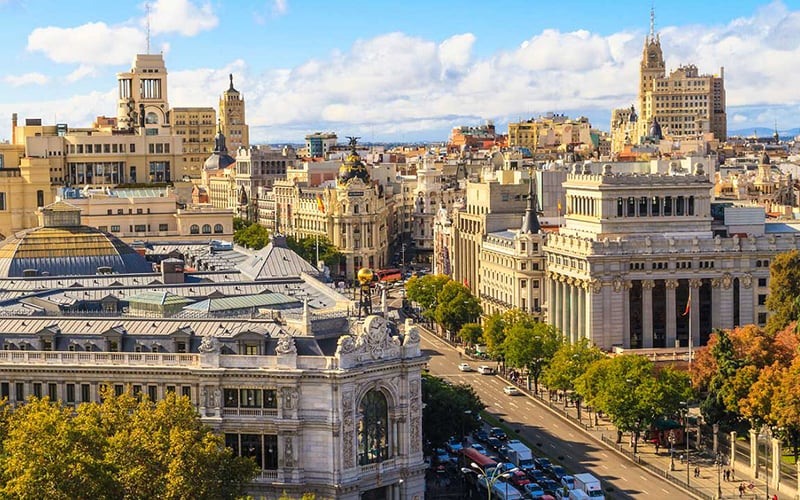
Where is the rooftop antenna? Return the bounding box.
[649,5,655,40]
[145,2,151,54]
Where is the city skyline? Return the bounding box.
[1,0,800,143]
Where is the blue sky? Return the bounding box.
[2,0,800,142]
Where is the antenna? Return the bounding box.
[650,4,655,40]
[145,2,151,54]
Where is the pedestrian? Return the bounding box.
[655,441,660,454]
[730,468,734,480]
[738,483,744,497]
[694,466,700,478]
[724,469,729,481]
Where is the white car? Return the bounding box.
[503,385,520,396]
[477,365,495,375]
[458,363,472,372]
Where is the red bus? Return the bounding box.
[459,447,497,473]
[375,268,403,283]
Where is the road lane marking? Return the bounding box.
[509,402,519,408]
[661,488,670,493]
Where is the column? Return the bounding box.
[569,281,578,344]
[729,431,737,470]
[642,280,654,348]
[739,273,755,326]
[711,277,721,330]
[749,429,758,477]
[719,277,734,329]
[548,274,557,329]
[689,278,702,348]
[666,280,678,348]
[771,437,781,489]
[577,283,585,340]
[622,281,631,349]
[561,278,569,339]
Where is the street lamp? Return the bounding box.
[668,429,677,471]
[680,401,690,487]
[461,462,512,500]
[715,452,723,500]
[461,410,473,446]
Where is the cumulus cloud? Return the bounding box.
[65,65,97,83]
[3,72,48,86]
[149,0,218,36]
[10,2,800,142]
[27,22,145,65]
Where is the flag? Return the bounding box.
[316,194,325,213]
[557,200,562,213]
[682,295,691,316]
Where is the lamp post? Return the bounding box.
[462,410,472,446]
[715,452,723,500]
[680,401,690,487]
[669,430,677,472]
[461,462,512,500]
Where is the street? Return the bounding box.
[419,328,691,499]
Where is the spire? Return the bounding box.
[145,2,151,54]
[521,173,541,234]
[649,5,655,41]
[229,73,235,92]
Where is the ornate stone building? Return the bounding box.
[543,162,798,350]
[219,75,249,151]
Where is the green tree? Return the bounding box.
[502,321,562,393]
[404,275,451,320]
[773,356,800,460]
[286,235,343,267]
[433,281,481,337]
[233,222,271,250]
[421,374,485,451]
[482,309,535,362]
[765,250,800,334]
[233,217,252,232]
[458,323,483,347]
[541,339,605,418]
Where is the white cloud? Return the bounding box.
[149,0,218,37]
[732,114,748,124]
[3,72,49,86]
[27,22,144,65]
[438,33,475,80]
[272,0,288,17]
[65,65,97,83]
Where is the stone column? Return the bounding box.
[749,428,758,477]
[666,280,678,348]
[689,278,702,348]
[729,431,737,470]
[548,274,556,327]
[561,278,569,340]
[740,273,755,326]
[577,283,585,340]
[570,281,578,343]
[719,274,734,329]
[771,437,781,490]
[642,280,654,348]
[711,277,721,330]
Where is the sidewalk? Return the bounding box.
[505,375,798,500]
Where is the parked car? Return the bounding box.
[550,465,567,481]
[477,365,495,375]
[560,474,575,490]
[458,363,472,372]
[472,429,489,443]
[489,427,508,441]
[534,457,552,472]
[446,437,463,455]
[504,469,531,488]
[527,469,548,484]
[522,482,546,499]
[540,479,561,496]
[503,385,521,395]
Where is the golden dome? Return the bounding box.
[357,267,374,284]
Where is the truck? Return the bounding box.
[504,440,535,472]
[568,490,592,500]
[573,473,604,499]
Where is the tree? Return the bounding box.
[740,363,783,428]
[542,339,605,417]
[772,357,800,461]
[233,222,271,250]
[233,217,252,232]
[458,323,483,347]
[765,250,800,334]
[502,321,562,393]
[404,274,450,320]
[286,235,342,267]
[433,281,481,337]
[421,374,485,452]
[0,389,257,500]
[482,309,535,362]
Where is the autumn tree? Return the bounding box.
[772,356,800,461]
[433,281,481,337]
[765,250,800,334]
[502,321,562,393]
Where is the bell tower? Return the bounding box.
[219,74,250,152]
[639,7,665,138]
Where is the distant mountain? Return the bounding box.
[728,127,800,138]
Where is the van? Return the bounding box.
[477,365,495,375]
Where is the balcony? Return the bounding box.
[0,351,200,367]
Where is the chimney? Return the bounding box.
[11,113,17,136]
[160,258,185,284]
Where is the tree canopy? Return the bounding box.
[404,274,451,316]
[502,320,562,392]
[458,323,483,346]
[421,374,485,451]
[765,250,800,334]
[0,389,257,499]
[286,235,342,267]
[233,222,271,250]
[433,281,482,336]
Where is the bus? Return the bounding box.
[375,268,403,283]
[459,447,497,474]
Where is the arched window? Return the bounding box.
[190,224,199,234]
[145,112,159,124]
[358,390,389,466]
[214,224,224,234]
[202,224,212,234]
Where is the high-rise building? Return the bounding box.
[170,107,217,180]
[219,75,249,151]
[116,54,171,133]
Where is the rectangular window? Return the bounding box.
[148,385,157,402]
[149,144,155,154]
[130,144,135,153]
[133,385,142,400]
[110,225,120,233]
[103,144,110,153]
[0,382,8,400]
[166,386,175,394]
[42,340,52,351]
[134,224,146,232]
[224,389,239,408]
[244,344,259,355]
[0,193,6,211]
[240,389,263,408]
[176,342,187,353]
[758,294,767,306]
[520,280,527,289]
[81,384,90,403]
[533,280,540,289]
[158,223,168,232]
[181,386,191,399]
[15,383,24,402]
[136,208,143,214]
[33,383,42,399]
[758,312,767,325]
[758,278,767,287]
[264,389,277,408]
[66,384,76,404]
[48,383,57,401]
[114,384,124,396]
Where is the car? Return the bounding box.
[534,457,552,471]
[503,385,521,395]
[458,363,472,372]
[472,429,489,443]
[489,427,508,441]
[477,365,495,375]
[471,443,487,454]
[504,469,531,488]
[446,437,463,454]
[486,436,503,451]
[540,479,561,496]
[527,469,548,483]
[549,465,567,481]
[522,482,546,499]
[559,475,575,491]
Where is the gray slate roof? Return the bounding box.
[238,236,320,280]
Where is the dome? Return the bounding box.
[337,137,370,185]
[649,117,663,140]
[357,267,374,284]
[204,126,236,171]
[0,225,153,278]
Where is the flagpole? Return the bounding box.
[316,233,320,269]
[688,288,693,372]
